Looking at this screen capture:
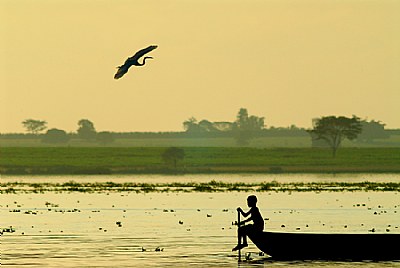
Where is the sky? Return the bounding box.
[1,0,400,133]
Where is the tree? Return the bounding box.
[96,131,115,145]
[161,147,185,170]
[77,119,96,141]
[308,116,362,157]
[22,119,47,134]
[232,108,265,146]
[183,117,200,132]
[42,128,70,144]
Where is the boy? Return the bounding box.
[232,195,264,251]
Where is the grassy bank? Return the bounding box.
[1,147,400,174]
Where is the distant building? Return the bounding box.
[212,122,233,132]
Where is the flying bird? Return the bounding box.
[114,45,158,79]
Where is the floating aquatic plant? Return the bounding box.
[1,181,399,194]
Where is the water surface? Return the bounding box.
[1,174,399,267]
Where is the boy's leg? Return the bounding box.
[232,226,244,251]
[237,226,243,244]
[242,225,249,246]
[242,235,247,246]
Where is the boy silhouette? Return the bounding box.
[232,195,264,251]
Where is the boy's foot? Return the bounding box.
[232,245,241,251]
[232,243,248,251]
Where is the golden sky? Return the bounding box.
[2,0,400,133]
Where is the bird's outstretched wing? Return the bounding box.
[114,64,130,79]
[129,45,158,61]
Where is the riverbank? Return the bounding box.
[1,147,399,175]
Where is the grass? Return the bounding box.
[1,181,399,194]
[1,147,400,174]
[0,136,312,147]
[2,135,400,148]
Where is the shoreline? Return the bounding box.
[2,167,400,175]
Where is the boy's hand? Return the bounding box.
[236,207,243,213]
[232,221,243,226]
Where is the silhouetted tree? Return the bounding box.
[96,131,115,145]
[22,119,47,134]
[161,147,185,169]
[233,108,265,146]
[308,116,362,157]
[183,117,200,132]
[42,128,70,144]
[77,119,96,141]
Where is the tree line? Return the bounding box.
[7,108,394,154]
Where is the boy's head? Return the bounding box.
[247,195,257,207]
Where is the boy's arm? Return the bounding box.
[233,216,252,226]
[237,207,251,218]
[239,217,253,225]
[234,208,253,226]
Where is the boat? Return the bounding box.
[247,231,400,261]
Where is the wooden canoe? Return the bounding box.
[248,231,400,261]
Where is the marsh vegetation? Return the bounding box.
[2,180,400,194]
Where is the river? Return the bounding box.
[1,174,399,267]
